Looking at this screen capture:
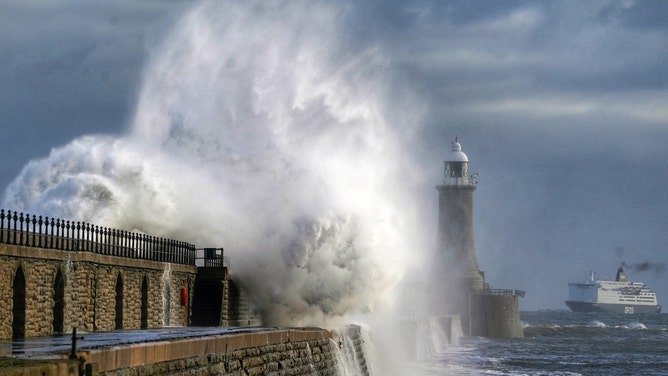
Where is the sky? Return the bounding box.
[1,0,667,313]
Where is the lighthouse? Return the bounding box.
[430,137,524,338]
[436,138,485,293]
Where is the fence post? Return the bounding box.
[94,226,100,254]
[135,233,140,259]
[38,216,43,248]
[147,235,152,261]
[0,209,5,244]
[30,215,36,247]
[84,223,90,252]
[120,230,126,257]
[66,220,71,251]
[102,227,108,255]
[57,218,63,249]
[85,223,91,251]
[11,211,17,245]
[151,235,155,261]
[130,233,135,258]
[19,212,25,246]
[49,218,55,249]
[75,222,81,251]
[126,230,131,258]
[139,234,145,260]
[108,228,113,255]
[110,229,115,256]
[106,227,111,255]
[153,236,159,262]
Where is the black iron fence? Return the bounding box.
[0,209,195,266]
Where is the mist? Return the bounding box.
[2,0,434,328]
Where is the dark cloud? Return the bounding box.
[598,0,668,31]
[0,1,187,188]
[0,0,667,311]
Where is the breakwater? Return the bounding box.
[0,326,369,376]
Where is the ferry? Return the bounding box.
[565,267,662,314]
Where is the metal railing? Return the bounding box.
[0,209,195,266]
[476,288,526,298]
[195,248,230,268]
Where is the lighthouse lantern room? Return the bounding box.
[443,138,473,186]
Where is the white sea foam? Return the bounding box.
[625,322,647,330]
[2,0,430,329]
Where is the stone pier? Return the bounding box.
[0,326,369,376]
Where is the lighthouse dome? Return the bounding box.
[448,141,469,162]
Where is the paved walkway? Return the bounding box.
[0,326,271,359]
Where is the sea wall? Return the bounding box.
[483,295,523,338]
[78,326,367,376]
[0,326,368,375]
[470,294,523,338]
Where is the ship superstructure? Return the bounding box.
[566,267,661,314]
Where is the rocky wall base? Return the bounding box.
[470,294,524,339]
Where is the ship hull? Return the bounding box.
[565,300,662,314]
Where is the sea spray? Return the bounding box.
[162,264,172,326]
[2,0,429,331]
[0,2,442,375]
[331,326,371,376]
[450,315,463,345]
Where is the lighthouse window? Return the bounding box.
[447,163,466,177]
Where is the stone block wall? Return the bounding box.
[0,358,81,376]
[80,326,369,376]
[482,295,523,338]
[0,255,64,338]
[469,293,524,339]
[98,338,336,376]
[0,244,197,340]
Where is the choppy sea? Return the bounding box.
[401,310,668,375]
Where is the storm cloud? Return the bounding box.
[1,0,667,311]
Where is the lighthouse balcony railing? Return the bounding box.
[0,209,196,266]
[475,288,526,298]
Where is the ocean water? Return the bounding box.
[401,311,668,375]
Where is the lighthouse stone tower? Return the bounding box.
[431,138,524,338]
[436,139,485,294]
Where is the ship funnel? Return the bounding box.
[615,267,627,282]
